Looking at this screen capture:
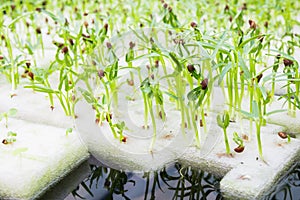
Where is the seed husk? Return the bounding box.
[98,69,105,79]
[283,58,293,67]
[190,22,197,28]
[278,131,288,139]
[187,64,195,72]
[28,72,34,80]
[234,145,245,153]
[201,78,208,90]
[61,46,68,54]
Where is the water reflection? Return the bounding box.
[70,162,222,200]
[263,162,300,200]
[68,162,300,200]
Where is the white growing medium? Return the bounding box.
[0,118,89,199]
[0,78,74,129]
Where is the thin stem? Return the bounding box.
[256,121,263,160]
[223,127,230,155]
[149,98,157,150]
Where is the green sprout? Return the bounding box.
[2,131,17,145]
[233,132,245,153]
[0,108,17,128]
[217,111,231,155]
[66,128,73,136]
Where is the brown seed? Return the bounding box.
[168,6,172,12]
[248,20,256,29]
[104,23,108,30]
[106,42,112,49]
[61,46,68,54]
[68,38,74,46]
[199,119,203,127]
[241,3,247,10]
[45,17,48,23]
[190,22,197,28]
[36,27,41,34]
[258,36,264,43]
[201,78,208,90]
[159,111,166,119]
[163,3,168,9]
[50,105,54,111]
[84,21,89,28]
[283,59,293,67]
[121,136,127,143]
[2,139,8,145]
[187,64,195,72]
[129,41,135,49]
[35,7,42,12]
[98,69,105,79]
[242,134,249,141]
[106,113,112,122]
[127,79,134,86]
[224,5,229,11]
[26,62,31,68]
[0,55,3,60]
[264,21,268,28]
[229,16,233,22]
[256,73,263,83]
[278,131,288,139]
[82,34,90,38]
[83,12,88,16]
[234,145,245,153]
[28,72,34,80]
[155,60,159,68]
[11,5,16,10]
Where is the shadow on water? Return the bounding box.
[64,161,300,200]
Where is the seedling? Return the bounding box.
[66,128,73,136]
[278,131,291,143]
[233,132,245,153]
[0,108,17,128]
[2,131,17,145]
[217,111,231,155]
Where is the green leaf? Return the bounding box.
[270,49,297,61]
[187,86,201,101]
[7,131,17,137]
[233,132,243,146]
[216,114,224,128]
[8,12,34,29]
[218,62,232,85]
[8,108,17,116]
[238,53,251,79]
[211,31,228,59]
[66,128,73,136]
[252,100,259,119]
[265,109,287,116]
[169,52,182,72]
[12,148,28,156]
[223,111,230,128]
[42,10,60,22]
[238,34,266,49]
